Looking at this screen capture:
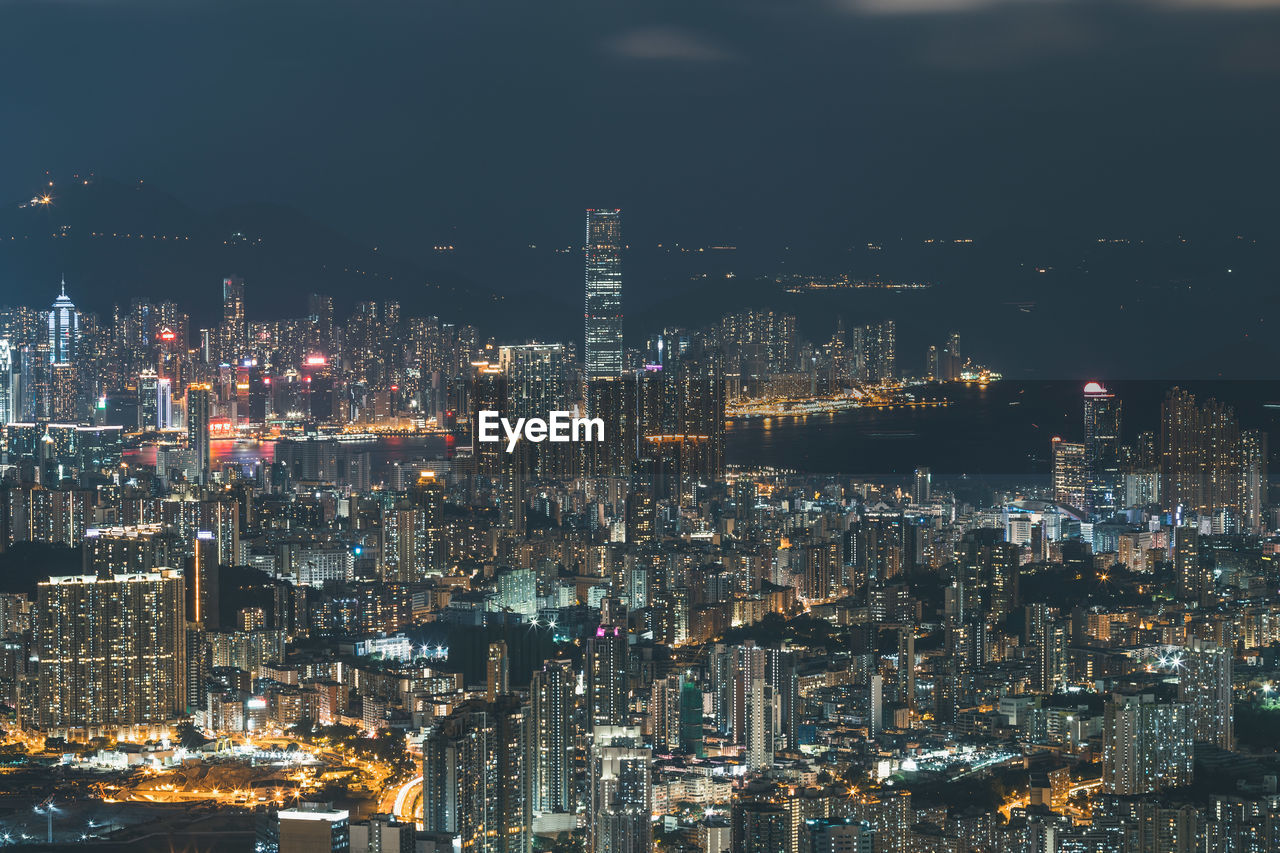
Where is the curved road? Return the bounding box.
[388,776,423,824]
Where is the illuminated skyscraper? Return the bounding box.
[1160,388,1202,515]
[584,209,623,382]
[220,275,246,363]
[1179,638,1233,750]
[500,343,569,479]
[422,697,533,853]
[45,281,82,420]
[188,530,220,630]
[1051,437,1086,510]
[1240,429,1268,534]
[674,344,726,486]
[589,726,651,853]
[486,640,509,701]
[860,320,896,383]
[1159,387,1250,523]
[588,376,638,479]
[186,383,212,485]
[531,658,576,816]
[139,369,159,430]
[383,499,430,583]
[1102,692,1193,795]
[35,569,187,731]
[499,343,568,418]
[0,339,12,425]
[471,362,507,478]
[913,466,931,504]
[1083,381,1122,518]
[1173,526,1207,601]
[587,598,630,728]
[156,376,173,429]
[47,279,78,366]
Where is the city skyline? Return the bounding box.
[3,1,1280,851]
[0,220,1269,852]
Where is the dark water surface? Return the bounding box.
[726,380,1280,479]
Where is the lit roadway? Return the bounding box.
[384,776,423,824]
[999,779,1103,821]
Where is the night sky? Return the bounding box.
[5,0,1280,377]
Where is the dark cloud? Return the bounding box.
[605,27,738,62]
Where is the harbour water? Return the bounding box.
[726,380,1280,479]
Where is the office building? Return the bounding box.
[1083,382,1122,518]
[48,280,78,366]
[1052,437,1086,510]
[585,209,623,381]
[912,466,931,504]
[221,275,247,363]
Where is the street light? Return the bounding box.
[33,798,56,844]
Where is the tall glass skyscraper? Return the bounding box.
[1083,381,1122,518]
[47,279,78,365]
[584,209,623,381]
[0,339,12,425]
[221,275,246,363]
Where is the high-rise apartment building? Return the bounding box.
[1160,387,1252,525]
[589,726,651,853]
[674,344,727,486]
[1240,429,1268,534]
[471,362,507,479]
[531,658,576,816]
[486,640,509,701]
[422,697,533,853]
[807,818,876,853]
[1102,692,1194,795]
[1179,638,1233,750]
[186,383,212,485]
[500,343,571,479]
[35,569,187,732]
[1174,526,1208,601]
[587,606,630,728]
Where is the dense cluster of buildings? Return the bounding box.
[0,210,1275,853]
